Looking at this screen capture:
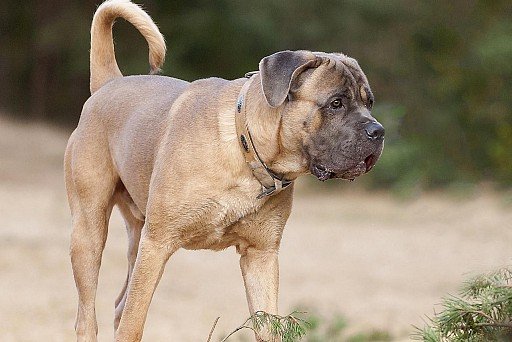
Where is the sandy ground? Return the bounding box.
[1,117,511,341]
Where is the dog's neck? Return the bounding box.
[244,76,307,180]
[245,79,281,164]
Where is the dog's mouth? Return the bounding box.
[311,153,379,182]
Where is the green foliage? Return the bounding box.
[302,312,347,342]
[362,104,424,191]
[250,311,309,342]
[413,267,512,341]
[219,311,310,342]
[297,309,392,342]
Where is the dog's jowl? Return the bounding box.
[64,0,384,341]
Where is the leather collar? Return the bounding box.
[234,72,293,199]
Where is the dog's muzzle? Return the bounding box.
[311,152,380,181]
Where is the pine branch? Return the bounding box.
[209,311,310,342]
[413,266,512,341]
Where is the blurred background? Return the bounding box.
[0,0,511,341]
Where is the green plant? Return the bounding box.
[413,267,512,341]
[303,310,392,342]
[302,312,346,342]
[208,311,310,342]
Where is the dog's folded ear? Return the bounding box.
[259,50,317,108]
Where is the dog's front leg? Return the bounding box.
[115,227,176,342]
[240,247,280,341]
[238,187,293,341]
[240,248,279,314]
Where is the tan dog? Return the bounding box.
[64,0,384,341]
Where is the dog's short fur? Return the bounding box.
[65,0,384,341]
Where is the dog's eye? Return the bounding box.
[330,99,343,109]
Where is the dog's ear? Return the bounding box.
[259,50,316,107]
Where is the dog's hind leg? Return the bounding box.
[115,226,177,342]
[113,188,144,331]
[65,134,118,342]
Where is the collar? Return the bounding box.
[234,72,293,199]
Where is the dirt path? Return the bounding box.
[1,118,511,341]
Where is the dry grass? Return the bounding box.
[1,116,511,341]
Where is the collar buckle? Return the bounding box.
[256,178,293,199]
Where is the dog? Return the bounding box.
[64,0,384,340]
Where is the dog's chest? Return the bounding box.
[183,179,265,250]
[220,175,266,217]
[211,194,260,228]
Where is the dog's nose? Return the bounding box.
[364,121,385,140]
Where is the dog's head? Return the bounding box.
[259,50,384,181]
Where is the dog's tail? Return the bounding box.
[90,0,166,94]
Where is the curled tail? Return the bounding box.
[90,0,166,94]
